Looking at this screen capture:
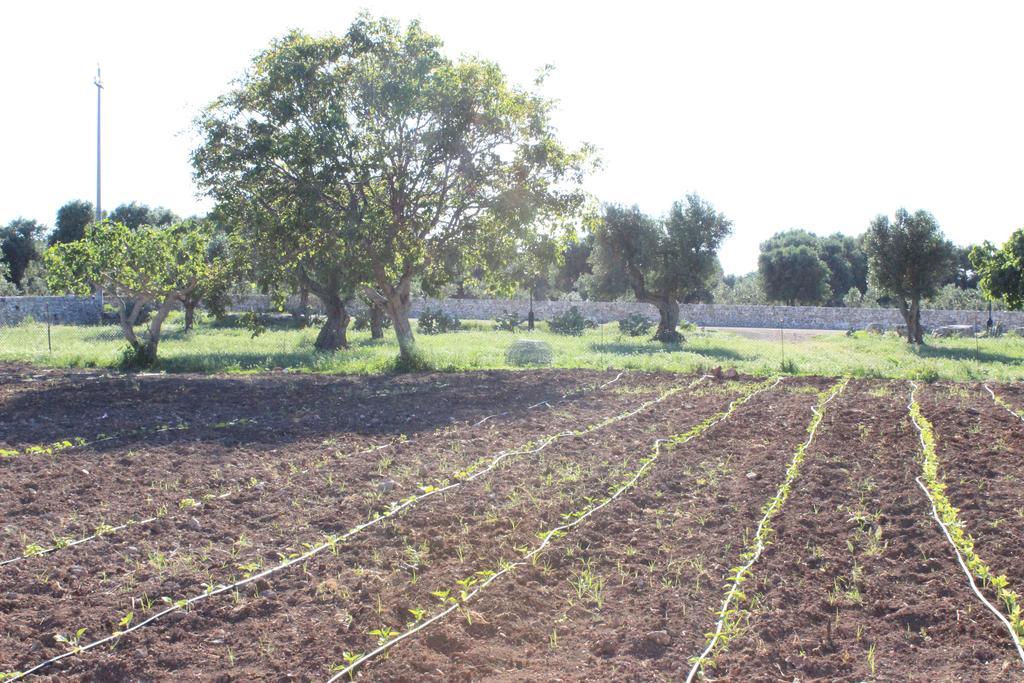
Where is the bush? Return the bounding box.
[548,306,597,336]
[494,310,523,332]
[506,339,553,366]
[618,313,653,337]
[417,308,461,334]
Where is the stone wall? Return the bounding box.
[0,295,104,326]
[228,295,1024,330]
[1,294,1018,331]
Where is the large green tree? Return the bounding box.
[46,221,224,365]
[1,218,45,289]
[195,16,590,363]
[758,244,831,305]
[50,200,95,245]
[864,208,956,343]
[970,229,1024,309]
[590,196,732,342]
[757,229,867,305]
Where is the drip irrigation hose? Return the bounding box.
[983,384,1024,424]
[326,376,781,682]
[8,373,687,681]
[685,377,848,683]
[909,383,1024,669]
[1,373,628,568]
[914,477,1024,666]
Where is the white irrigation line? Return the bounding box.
[685,377,848,683]
[908,383,1024,669]
[913,477,1024,666]
[326,375,780,682]
[983,384,1024,424]
[8,373,683,681]
[0,516,158,569]
[0,374,628,568]
[0,441,394,570]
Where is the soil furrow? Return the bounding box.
[346,379,830,681]
[711,380,1019,681]
[0,375,702,676]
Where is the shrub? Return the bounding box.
[494,310,523,332]
[506,339,553,366]
[548,306,597,336]
[417,308,461,334]
[618,313,653,337]
[239,310,269,338]
[391,350,435,373]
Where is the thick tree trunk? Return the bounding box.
[369,304,385,340]
[652,300,683,343]
[314,293,349,351]
[898,299,921,344]
[387,297,416,361]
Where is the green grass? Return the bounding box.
[1,313,1022,381]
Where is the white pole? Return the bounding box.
[94,65,103,221]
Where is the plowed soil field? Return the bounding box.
[1,365,1022,681]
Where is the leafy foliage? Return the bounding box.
[0,260,17,295]
[590,196,731,342]
[758,244,831,305]
[107,202,178,230]
[547,306,597,336]
[971,229,1024,310]
[50,200,95,245]
[417,308,461,335]
[757,229,866,306]
[194,15,591,362]
[45,220,225,365]
[617,313,653,337]
[1,218,45,289]
[493,310,523,332]
[865,209,956,343]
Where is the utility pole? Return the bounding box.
[94,65,103,221]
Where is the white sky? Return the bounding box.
[3,1,1023,274]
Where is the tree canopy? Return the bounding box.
[107,202,179,230]
[970,229,1024,310]
[46,221,224,365]
[193,15,591,362]
[758,243,831,305]
[1,218,45,290]
[864,208,955,343]
[757,229,867,305]
[590,195,732,342]
[50,200,95,245]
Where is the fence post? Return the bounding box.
[46,303,52,354]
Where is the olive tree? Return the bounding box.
[590,196,732,342]
[46,221,224,365]
[195,16,590,363]
[864,209,955,343]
